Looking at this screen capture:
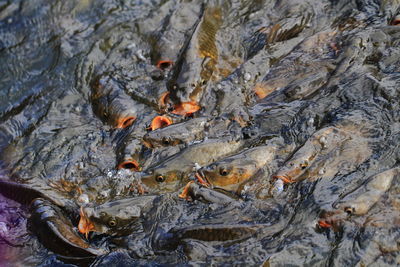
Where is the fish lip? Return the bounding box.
[115,116,136,129]
[117,159,141,171]
[78,206,96,238]
[273,174,292,184]
[195,170,211,187]
[156,60,174,70]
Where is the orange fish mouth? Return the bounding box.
[158,91,170,109]
[195,172,210,188]
[117,159,141,171]
[179,181,194,200]
[273,175,293,184]
[172,101,201,116]
[78,207,96,239]
[115,116,136,129]
[149,115,173,131]
[156,60,174,70]
[317,220,332,228]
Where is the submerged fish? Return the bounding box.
[168,6,222,107]
[91,75,145,129]
[273,125,371,183]
[30,198,106,258]
[143,116,236,148]
[78,195,156,237]
[318,167,399,230]
[150,1,204,70]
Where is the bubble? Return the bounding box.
[270,179,284,197]
[0,222,8,235]
[319,136,327,147]
[136,49,146,61]
[244,72,251,81]
[78,194,89,204]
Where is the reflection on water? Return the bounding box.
[0,0,400,266]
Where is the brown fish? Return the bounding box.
[140,138,245,192]
[274,125,371,183]
[318,167,399,230]
[169,6,222,107]
[197,145,278,193]
[91,75,145,129]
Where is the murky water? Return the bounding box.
[0,0,400,266]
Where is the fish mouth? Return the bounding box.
[171,101,201,116]
[195,170,211,188]
[272,174,293,184]
[149,116,172,131]
[156,60,174,70]
[115,116,136,129]
[117,159,141,171]
[78,207,96,239]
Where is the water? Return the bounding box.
[0,0,400,266]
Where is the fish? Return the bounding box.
[168,6,222,107]
[178,181,237,204]
[140,138,245,192]
[318,167,399,230]
[273,126,371,184]
[148,115,173,131]
[30,198,106,258]
[337,167,399,216]
[78,195,157,237]
[253,31,337,101]
[197,145,278,193]
[116,136,143,171]
[156,223,261,251]
[143,117,209,148]
[150,1,204,70]
[91,74,145,129]
[143,116,237,148]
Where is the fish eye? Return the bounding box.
[344,207,354,215]
[162,137,170,145]
[156,175,165,183]
[201,79,207,85]
[300,160,309,169]
[219,167,229,176]
[108,219,117,227]
[191,83,196,88]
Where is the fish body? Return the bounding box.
[169,6,222,105]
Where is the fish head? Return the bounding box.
[273,144,318,183]
[199,159,255,189]
[143,130,183,148]
[140,167,185,192]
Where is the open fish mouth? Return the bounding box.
[273,175,293,184]
[194,170,211,187]
[156,60,174,70]
[149,115,173,131]
[115,116,136,129]
[117,159,141,171]
[78,207,96,239]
